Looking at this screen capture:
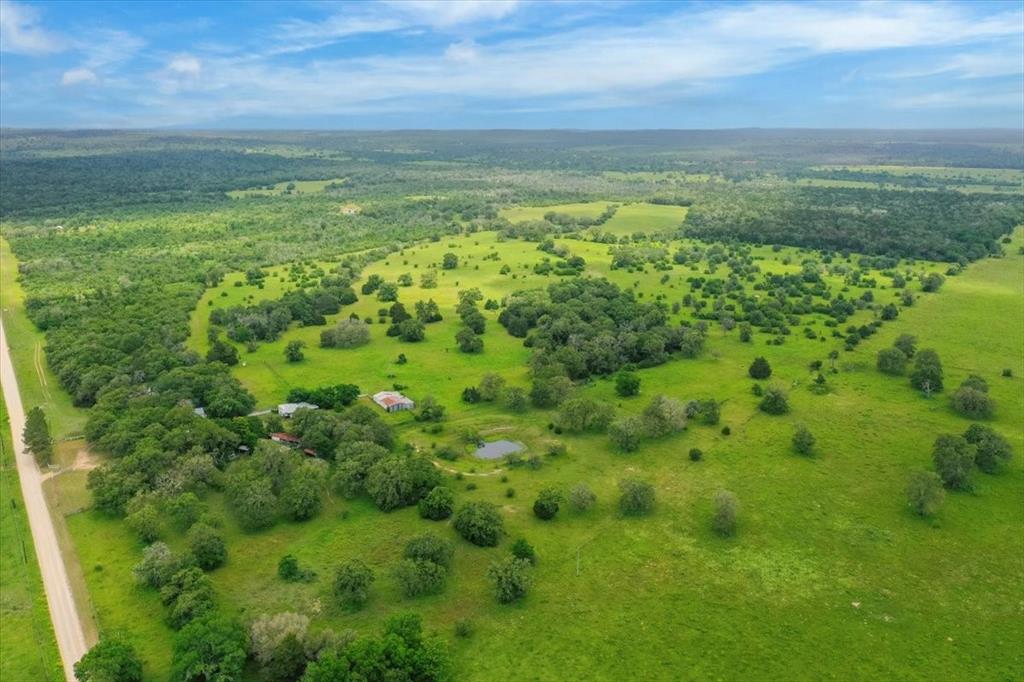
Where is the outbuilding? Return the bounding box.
[278,402,318,418]
[372,391,415,413]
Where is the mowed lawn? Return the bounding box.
[0,396,63,682]
[60,222,1023,680]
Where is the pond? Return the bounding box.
[473,440,525,460]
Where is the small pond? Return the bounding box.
[473,440,525,460]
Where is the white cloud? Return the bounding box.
[444,39,480,63]
[61,67,97,86]
[383,0,521,28]
[0,0,65,54]
[167,54,202,77]
[887,89,1024,109]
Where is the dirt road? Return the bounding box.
[0,317,87,681]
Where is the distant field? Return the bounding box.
[499,201,614,223]
[226,177,347,198]
[603,170,721,183]
[816,165,1024,182]
[499,201,687,236]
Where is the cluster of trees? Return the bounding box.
[209,279,358,345]
[950,375,996,419]
[286,383,360,410]
[928,423,1013,496]
[499,278,706,380]
[225,441,329,529]
[454,288,486,353]
[608,395,705,452]
[685,186,1022,262]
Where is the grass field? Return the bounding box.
[0,395,63,682]
[227,178,348,198]
[42,207,1016,679]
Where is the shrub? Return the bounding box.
[642,395,688,437]
[487,557,532,604]
[1002,368,1013,378]
[963,424,1013,474]
[950,386,994,419]
[404,533,454,569]
[277,554,314,582]
[454,619,474,638]
[751,383,763,397]
[417,486,455,520]
[187,523,227,571]
[510,538,537,565]
[758,386,790,415]
[906,471,945,517]
[721,425,731,436]
[876,347,908,375]
[712,490,739,537]
[792,425,815,456]
[75,636,143,682]
[910,349,943,395]
[618,478,655,516]
[608,416,645,452]
[532,488,562,520]
[453,502,503,547]
[394,559,447,598]
[689,448,702,462]
[615,370,641,397]
[932,434,976,491]
[748,357,772,380]
[893,334,917,358]
[569,483,596,511]
[333,559,375,610]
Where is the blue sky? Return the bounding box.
[1,0,1021,129]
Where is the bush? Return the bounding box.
[712,490,739,537]
[932,434,976,491]
[906,471,945,517]
[333,559,375,610]
[910,349,943,395]
[893,334,917,358]
[721,425,731,436]
[320,319,370,348]
[454,619,474,638]
[689,448,702,462]
[615,370,641,397]
[453,501,503,547]
[1002,368,1013,378]
[758,386,790,415]
[75,636,143,682]
[963,424,1013,474]
[404,533,454,569]
[487,557,532,604]
[748,357,772,380]
[642,395,688,437]
[792,425,815,456]
[950,386,994,419]
[608,416,645,452]
[618,478,655,516]
[510,537,537,565]
[532,488,562,520]
[187,523,227,571]
[876,347,908,375]
[569,483,596,511]
[417,486,455,520]
[394,559,448,598]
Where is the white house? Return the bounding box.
[278,402,318,418]
[372,391,415,413]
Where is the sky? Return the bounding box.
[0,0,1022,129]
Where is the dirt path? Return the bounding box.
[0,317,87,681]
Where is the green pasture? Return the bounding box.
[227,178,347,198]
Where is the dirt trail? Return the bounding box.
[0,317,88,681]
